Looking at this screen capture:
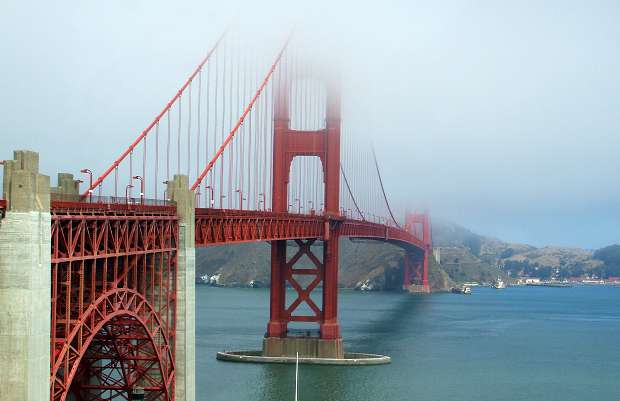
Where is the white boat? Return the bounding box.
[493,276,506,289]
[451,285,472,295]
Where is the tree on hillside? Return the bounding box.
[463,235,482,256]
[593,245,620,278]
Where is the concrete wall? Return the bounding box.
[50,172,81,201]
[167,175,195,401]
[0,150,51,401]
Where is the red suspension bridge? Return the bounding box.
[0,30,431,401]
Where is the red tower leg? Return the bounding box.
[403,253,412,290]
[267,240,287,337]
[404,211,432,293]
[422,211,431,292]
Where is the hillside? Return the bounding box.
[196,239,409,289]
[194,219,620,292]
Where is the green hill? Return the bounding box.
[194,220,619,291]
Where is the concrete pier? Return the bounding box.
[0,151,51,401]
[263,337,344,359]
[167,175,196,401]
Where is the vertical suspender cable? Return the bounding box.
[191,34,291,191]
[167,111,171,182]
[220,44,227,207]
[155,122,159,201]
[205,60,211,206]
[228,42,234,208]
[82,31,226,197]
[177,95,182,175]
[187,83,192,177]
[196,71,202,186]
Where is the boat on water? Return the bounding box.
[451,285,472,295]
[493,276,507,289]
[582,279,605,285]
[526,281,572,288]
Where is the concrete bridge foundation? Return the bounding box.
[0,151,51,401]
[168,175,196,401]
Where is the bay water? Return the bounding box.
[197,285,620,401]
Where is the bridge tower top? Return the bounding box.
[271,72,341,216]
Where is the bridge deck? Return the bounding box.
[194,208,425,250]
[44,202,425,251]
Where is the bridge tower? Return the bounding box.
[264,72,344,358]
[403,211,431,292]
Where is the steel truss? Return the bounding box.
[283,239,324,324]
[50,202,178,401]
[195,208,425,250]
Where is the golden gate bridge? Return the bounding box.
[0,29,430,401]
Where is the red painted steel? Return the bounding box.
[50,202,178,401]
[0,199,6,217]
[405,211,432,291]
[266,69,343,340]
[195,208,426,249]
[195,208,323,246]
[283,239,324,323]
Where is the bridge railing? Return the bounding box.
[51,193,171,206]
[50,193,175,215]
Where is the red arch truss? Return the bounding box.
[50,203,178,401]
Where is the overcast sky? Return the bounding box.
[1,0,618,248]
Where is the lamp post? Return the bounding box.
[125,184,134,205]
[80,168,93,202]
[162,180,169,203]
[258,193,265,211]
[195,189,201,207]
[308,200,314,215]
[294,198,300,214]
[235,189,244,210]
[132,176,144,205]
[205,185,214,207]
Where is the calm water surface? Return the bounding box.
[197,286,620,401]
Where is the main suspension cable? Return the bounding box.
[372,147,400,228]
[340,166,365,220]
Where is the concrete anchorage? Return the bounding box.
[50,172,81,200]
[0,150,51,401]
[0,153,197,400]
[167,175,196,401]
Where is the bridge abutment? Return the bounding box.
[167,175,196,401]
[0,150,51,401]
